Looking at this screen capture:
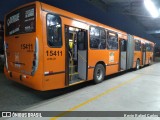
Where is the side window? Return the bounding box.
[47,14,62,47]
[99,29,106,49]
[142,44,146,52]
[107,32,118,50]
[121,39,127,51]
[90,26,100,49]
[146,43,150,51]
[90,26,106,49]
[135,40,141,51]
[146,43,153,52]
[150,44,154,52]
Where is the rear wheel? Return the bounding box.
[93,64,105,84]
[136,59,140,70]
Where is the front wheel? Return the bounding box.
[136,59,140,70]
[93,64,105,84]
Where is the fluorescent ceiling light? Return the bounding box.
[147,30,160,34]
[144,0,159,18]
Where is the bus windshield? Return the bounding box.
[5,4,36,36]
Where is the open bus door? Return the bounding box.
[65,26,88,85]
[119,39,127,71]
[126,34,134,69]
[142,43,146,65]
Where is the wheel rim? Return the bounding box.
[96,68,102,81]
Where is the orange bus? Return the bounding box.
[4,1,154,91]
[133,36,154,70]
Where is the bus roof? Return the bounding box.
[40,2,127,35]
[5,1,155,44]
[134,35,154,44]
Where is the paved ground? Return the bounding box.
[0,73,43,111]
[0,63,160,120]
[0,70,95,111]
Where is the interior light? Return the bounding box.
[144,0,159,18]
[69,27,74,31]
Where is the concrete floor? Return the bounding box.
[1,63,160,120]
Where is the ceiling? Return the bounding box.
[100,0,160,40]
[0,0,160,45]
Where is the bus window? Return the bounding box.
[146,43,153,52]
[99,29,106,49]
[6,5,36,36]
[90,26,100,49]
[90,26,106,49]
[107,32,118,50]
[150,44,154,52]
[135,40,141,51]
[146,43,149,51]
[47,14,62,47]
[121,39,127,51]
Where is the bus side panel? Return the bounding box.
[106,65,119,75]
[146,52,152,64]
[88,50,119,78]
[133,51,142,67]
[88,69,94,81]
[145,52,149,64]
[88,50,107,80]
[42,11,65,90]
[43,74,65,90]
[106,50,119,75]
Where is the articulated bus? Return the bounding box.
[4,1,154,91]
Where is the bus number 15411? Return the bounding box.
[46,50,62,56]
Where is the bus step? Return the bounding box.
[69,65,77,68]
[69,72,79,76]
[69,65,78,74]
[69,73,79,81]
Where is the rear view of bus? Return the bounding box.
[4,2,44,90]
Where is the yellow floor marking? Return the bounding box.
[50,74,142,120]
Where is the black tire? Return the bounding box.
[93,64,105,84]
[136,59,140,70]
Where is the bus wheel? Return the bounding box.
[93,64,105,84]
[136,59,140,70]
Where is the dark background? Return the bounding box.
[0,0,160,46]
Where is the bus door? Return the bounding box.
[65,26,88,85]
[119,39,127,71]
[142,43,146,65]
[126,34,134,69]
